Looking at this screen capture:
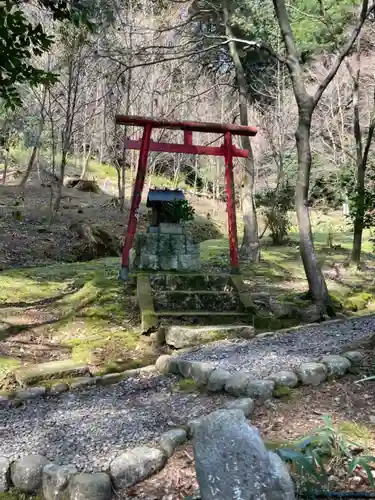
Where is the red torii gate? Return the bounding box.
[115,115,257,280]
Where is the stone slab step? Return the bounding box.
[155,311,250,316]
[153,290,243,312]
[15,359,90,386]
[149,274,235,292]
[164,324,256,348]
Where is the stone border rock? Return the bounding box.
[0,365,157,409]
[0,424,189,499]
[155,350,364,400]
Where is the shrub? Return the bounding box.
[273,415,375,493]
[256,182,295,245]
[160,199,195,223]
[184,215,223,243]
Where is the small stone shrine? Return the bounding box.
[132,188,200,271]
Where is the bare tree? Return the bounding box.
[272,0,375,311]
[345,37,375,262]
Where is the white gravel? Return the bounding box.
[177,315,375,377]
[0,374,230,472]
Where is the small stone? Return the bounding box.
[155,355,179,375]
[43,463,77,500]
[256,332,275,339]
[342,351,364,366]
[0,395,10,409]
[297,362,327,386]
[177,360,194,378]
[70,377,96,390]
[159,428,187,458]
[0,456,10,492]
[15,386,46,400]
[246,379,275,400]
[189,362,215,387]
[207,368,231,392]
[321,355,351,377]
[68,472,111,500]
[110,446,166,489]
[224,398,254,417]
[11,454,50,493]
[225,371,252,397]
[49,383,69,395]
[269,370,299,388]
[98,373,124,386]
[187,417,202,438]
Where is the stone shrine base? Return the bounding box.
[133,232,200,272]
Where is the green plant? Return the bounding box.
[160,199,195,223]
[256,182,295,245]
[274,415,375,492]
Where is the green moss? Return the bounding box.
[0,357,21,380]
[98,354,157,376]
[337,421,373,446]
[343,292,374,312]
[173,378,198,392]
[272,386,294,399]
[65,331,139,364]
[0,492,42,500]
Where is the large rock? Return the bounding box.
[68,472,112,500]
[165,325,255,349]
[297,362,327,386]
[11,454,50,493]
[207,368,231,392]
[110,446,166,489]
[224,398,255,417]
[269,371,299,388]
[321,355,351,377]
[193,409,295,500]
[159,428,187,458]
[0,456,10,492]
[300,304,322,323]
[269,300,299,319]
[43,463,77,500]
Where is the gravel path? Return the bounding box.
[178,315,375,377]
[0,374,230,472]
[2,315,374,472]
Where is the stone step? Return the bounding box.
[153,290,243,312]
[155,311,250,316]
[149,274,235,292]
[14,359,90,386]
[164,324,256,348]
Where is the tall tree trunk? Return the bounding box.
[346,37,375,263]
[272,0,371,311]
[2,147,9,184]
[295,108,330,304]
[223,0,260,262]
